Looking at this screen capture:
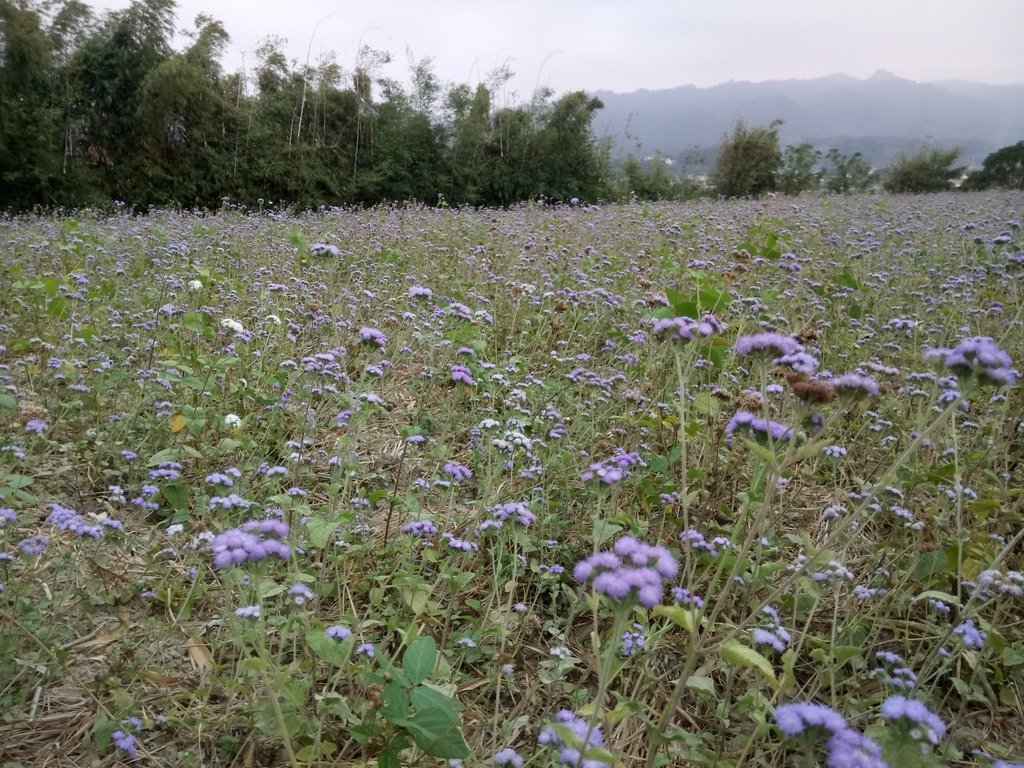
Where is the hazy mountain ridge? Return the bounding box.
[593,71,1024,168]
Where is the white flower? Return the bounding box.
[265,314,281,326]
[187,279,203,292]
[220,318,245,334]
[224,413,242,429]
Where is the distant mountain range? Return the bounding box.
[592,71,1024,170]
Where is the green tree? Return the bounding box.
[710,119,782,198]
[621,154,680,200]
[70,0,176,201]
[963,140,1024,190]
[883,145,964,193]
[778,143,821,195]
[531,90,607,202]
[824,148,872,193]
[0,0,61,208]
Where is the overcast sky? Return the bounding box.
[92,0,1024,97]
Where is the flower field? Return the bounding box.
[1,193,1023,767]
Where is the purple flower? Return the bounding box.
[880,696,946,745]
[443,462,473,482]
[834,373,880,398]
[926,337,1016,386]
[326,624,351,639]
[400,520,438,538]
[211,520,291,568]
[235,604,260,618]
[17,534,49,556]
[954,619,986,648]
[408,284,432,299]
[775,702,847,737]
[735,332,803,358]
[111,729,138,759]
[652,317,696,342]
[488,502,536,526]
[358,326,387,348]
[825,728,887,768]
[574,536,677,607]
[451,364,475,386]
[0,508,15,526]
[288,582,314,605]
[725,410,793,443]
[356,642,375,658]
[46,503,104,538]
[493,748,524,767]
[581,448,645,485]
[24,419,49,434]
[538,709,610,768]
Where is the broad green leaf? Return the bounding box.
[46,296,71,320]
[913,550,951,580]
[306,628,352,667]
[1,474,34,490]
[147,447,182,466]
[160,481,189,513]
[406,686,469,759]
[686,675,716,696]
[0,392,17,410]
[305,517,340,549]
[719,639,778,688]
[653,604,699,633]
[403,636,437,685]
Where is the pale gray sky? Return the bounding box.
[93,0,1024,96]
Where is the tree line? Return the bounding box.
[1,0,609,211]
[2,0,1021,213]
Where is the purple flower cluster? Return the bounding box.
[834,372,881,398]
[581,448,645,485]
[46,503,104,538]
[735,332,804,358]
[880,696,946,747]
[443,461,473,482]
[538,709,610,768]
[750,604,792,654]
[651,316,716,342]
[573,536,678,607]
[488,502,536,527]
[450,364,475,385]
[926,337,1016,386]
[725,410,793,444]
[400,519,438,538]
[358,326,387,348]
[211,519,291,568]
[775,702,886,768]
[953,619,986,648]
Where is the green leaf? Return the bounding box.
[686,675,716,697]
[833,267,861,290]
[377,749,401,768]
[653,604,699,633]
[306,628,353,667]
[1,474,34,490]
[913,550,951,580]
[719,640,778,688]
[147,447,182,466]
[305,517,341,549]
[46,296,71,320]
[0,392,17,410]
[406,686,469,759]
[160,481,189,513]
[380,681,411,722]
[216,437,242,454]
[403,636,437,685]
